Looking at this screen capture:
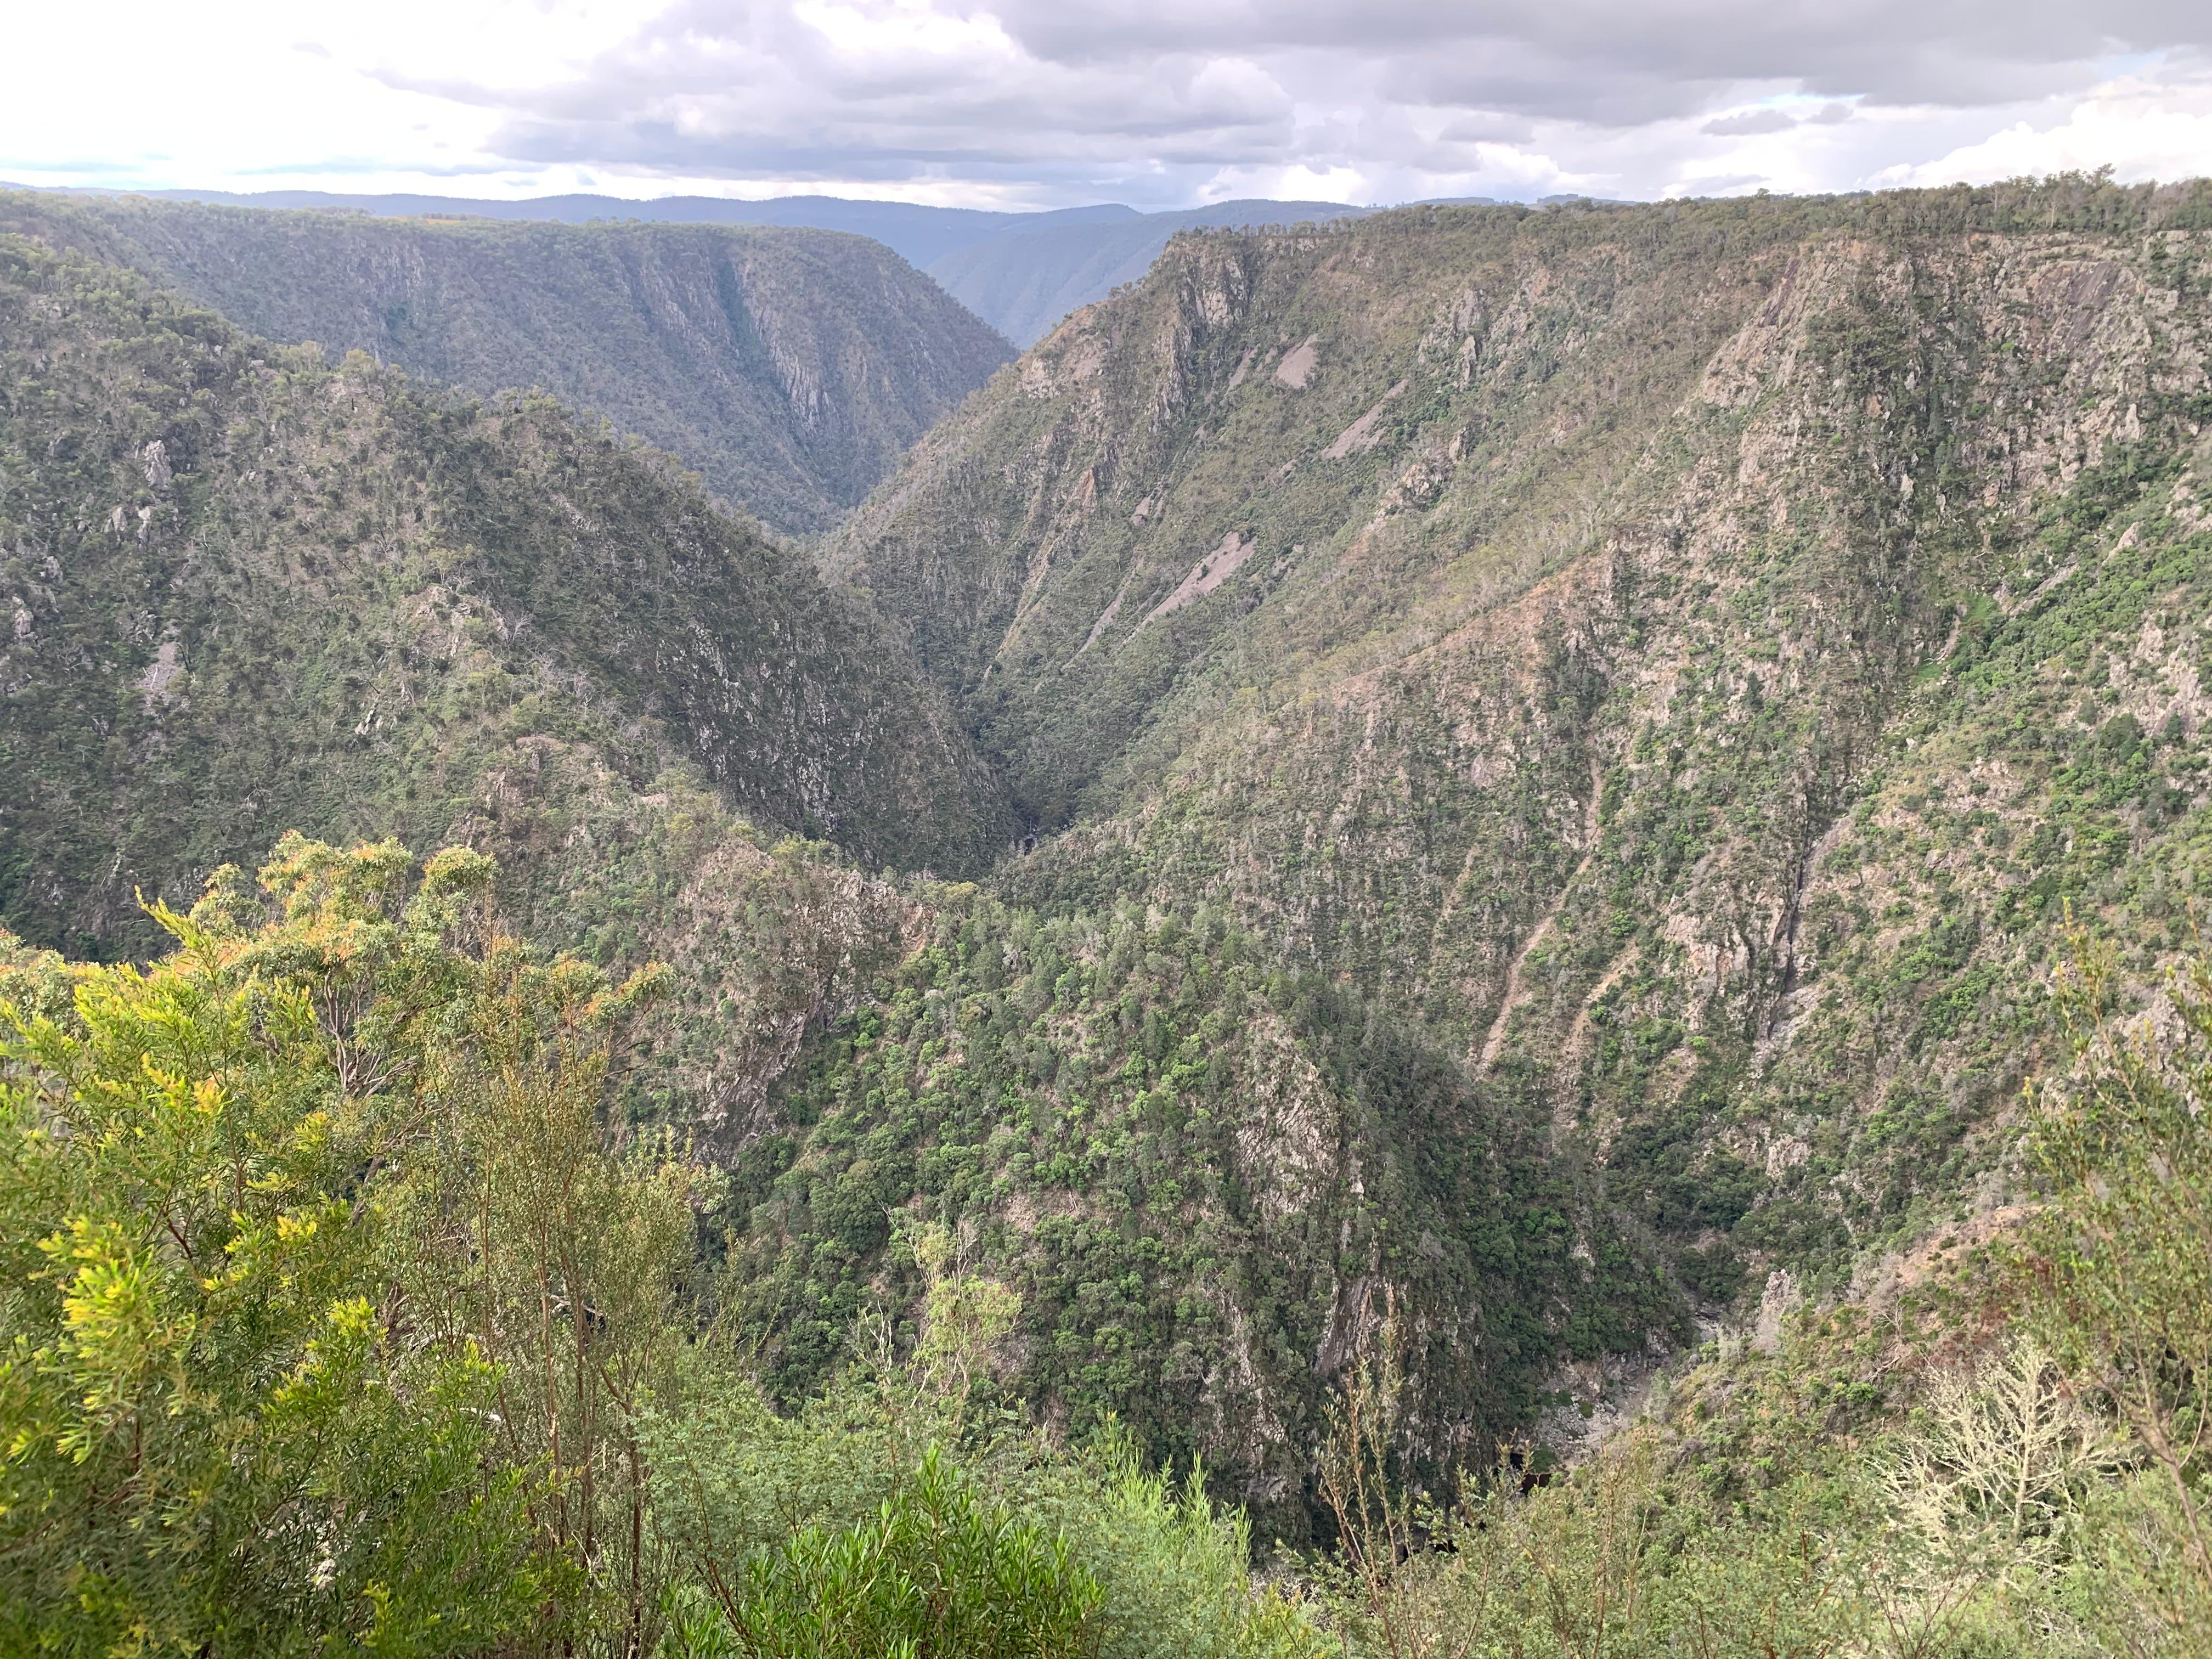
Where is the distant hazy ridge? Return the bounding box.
[24,184,1382,347]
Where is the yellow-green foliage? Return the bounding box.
[0,837,568,1654]
[1,838,1323,1657]
[2027,935,2212,1648]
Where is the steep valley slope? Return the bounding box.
[42,184,1372,354]
[797,176,2212,1498]
[0,221,1680,1537]
[0,190,1013,535]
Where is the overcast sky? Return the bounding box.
[6,1,2210,210]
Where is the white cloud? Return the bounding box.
[1873,60,2212,185]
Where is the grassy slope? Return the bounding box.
[0,191,1013,535]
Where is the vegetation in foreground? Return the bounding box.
[1309,921,2212,1659]
[0,839,1314,1658]
[5,838,2211,1655]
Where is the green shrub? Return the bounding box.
[686,1447,1101,1659]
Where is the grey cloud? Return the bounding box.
[1378,48,1735,128]
[380,0,2212,207]
[1432,112,1539,145]
[1703,110,1799,135]
[988,0,2203,111]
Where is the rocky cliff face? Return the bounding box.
[0,192,1013,535]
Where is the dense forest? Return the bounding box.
[7,175,2212,1654]
[830,172,2212,1409]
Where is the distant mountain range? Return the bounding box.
[41,188,1137,270]
[16,185,1479,346]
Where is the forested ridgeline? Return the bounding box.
[0,228,1628,1513]
[0,230,1007,963]
[0,189,1013,535]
